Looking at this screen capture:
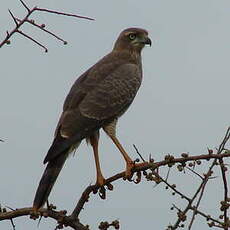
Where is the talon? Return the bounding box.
[106,183,114,191]
[134,171,142,184]
[99,186,106,199]
[125,161,148,180]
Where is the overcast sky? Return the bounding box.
[0,0,229,229]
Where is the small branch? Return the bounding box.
[34,8,94,21]
[71,151,230,218]
[8,10,18,26]
[0,127,229,229]
[0,207,87,230]
[171,168,211,230]
[16,18,67,45]
[217,127,230,230]
[188,177,208,229]
[19,0,30,12]
[10,218,15,230]
[17,30,48,52]
[191,207,223,226]
[217,127,230,154]
[170,127,230,229]
[152,171,191,202]
[219,158,229,229]
[133,144,146,162]
[0,0,94,51]
[185,166,204,180]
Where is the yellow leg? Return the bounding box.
[107,135,135,178]
[90,135,106,186]
[103,120,148,179]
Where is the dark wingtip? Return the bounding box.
[43,135,70,164]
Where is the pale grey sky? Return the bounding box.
[0,0,229,229]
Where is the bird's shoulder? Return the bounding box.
[63,51,140,111]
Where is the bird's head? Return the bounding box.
[113,28,151,53]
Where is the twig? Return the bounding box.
[15,18,67,45]
[0,128,229,229]
[71,151,230,218]
[0,153,229,229]
[8,10,18,26]
[133,146,190,201]
[217,127,230,230]
[0,0,94,51]
[219,158,229,230]
[19,0,30,12]
[133,144,146,162]
[165,167,171,181]
[171,166,212,230]
[171,127,230,229]
[0,207,87,230]
[217,127,230,154]
[190,207,223,226]
[17,30,48,52]
[10,218,15,230]
[34,8,94,21]
[188,177,208,229]
[185,166,204,180]
[152,171,191,202]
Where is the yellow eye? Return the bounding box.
[129,33,136,40]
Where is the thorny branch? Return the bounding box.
[71,151,230,219]
[218,127,230,230]
[0,207,88,230]
[188,175,208,230]
[0,0,94,52]
[168,127,230,230]
[0,127,229,229]
[0,151,229,229]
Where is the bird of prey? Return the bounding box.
[33,27,151,210]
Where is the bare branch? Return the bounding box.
[217,127,230,230]
[0,127,229,229]
[17,30,48,52]
[185,166,204,180]
[217,127,230,154]
[0,0,94,51]
[219,158,229,229]
[8,10,18,26]
[15,18,67,45]
[191,207,223,226]
[133,144,146,162]
[188,176,208,229]
[34,7,94,21]
[0,207,88,230]
[71,151,230,218]
[10,218,15,230]
[19,0,30,12]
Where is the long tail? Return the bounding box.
[33,152,68,210]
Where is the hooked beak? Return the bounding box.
[144,37,152,46]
